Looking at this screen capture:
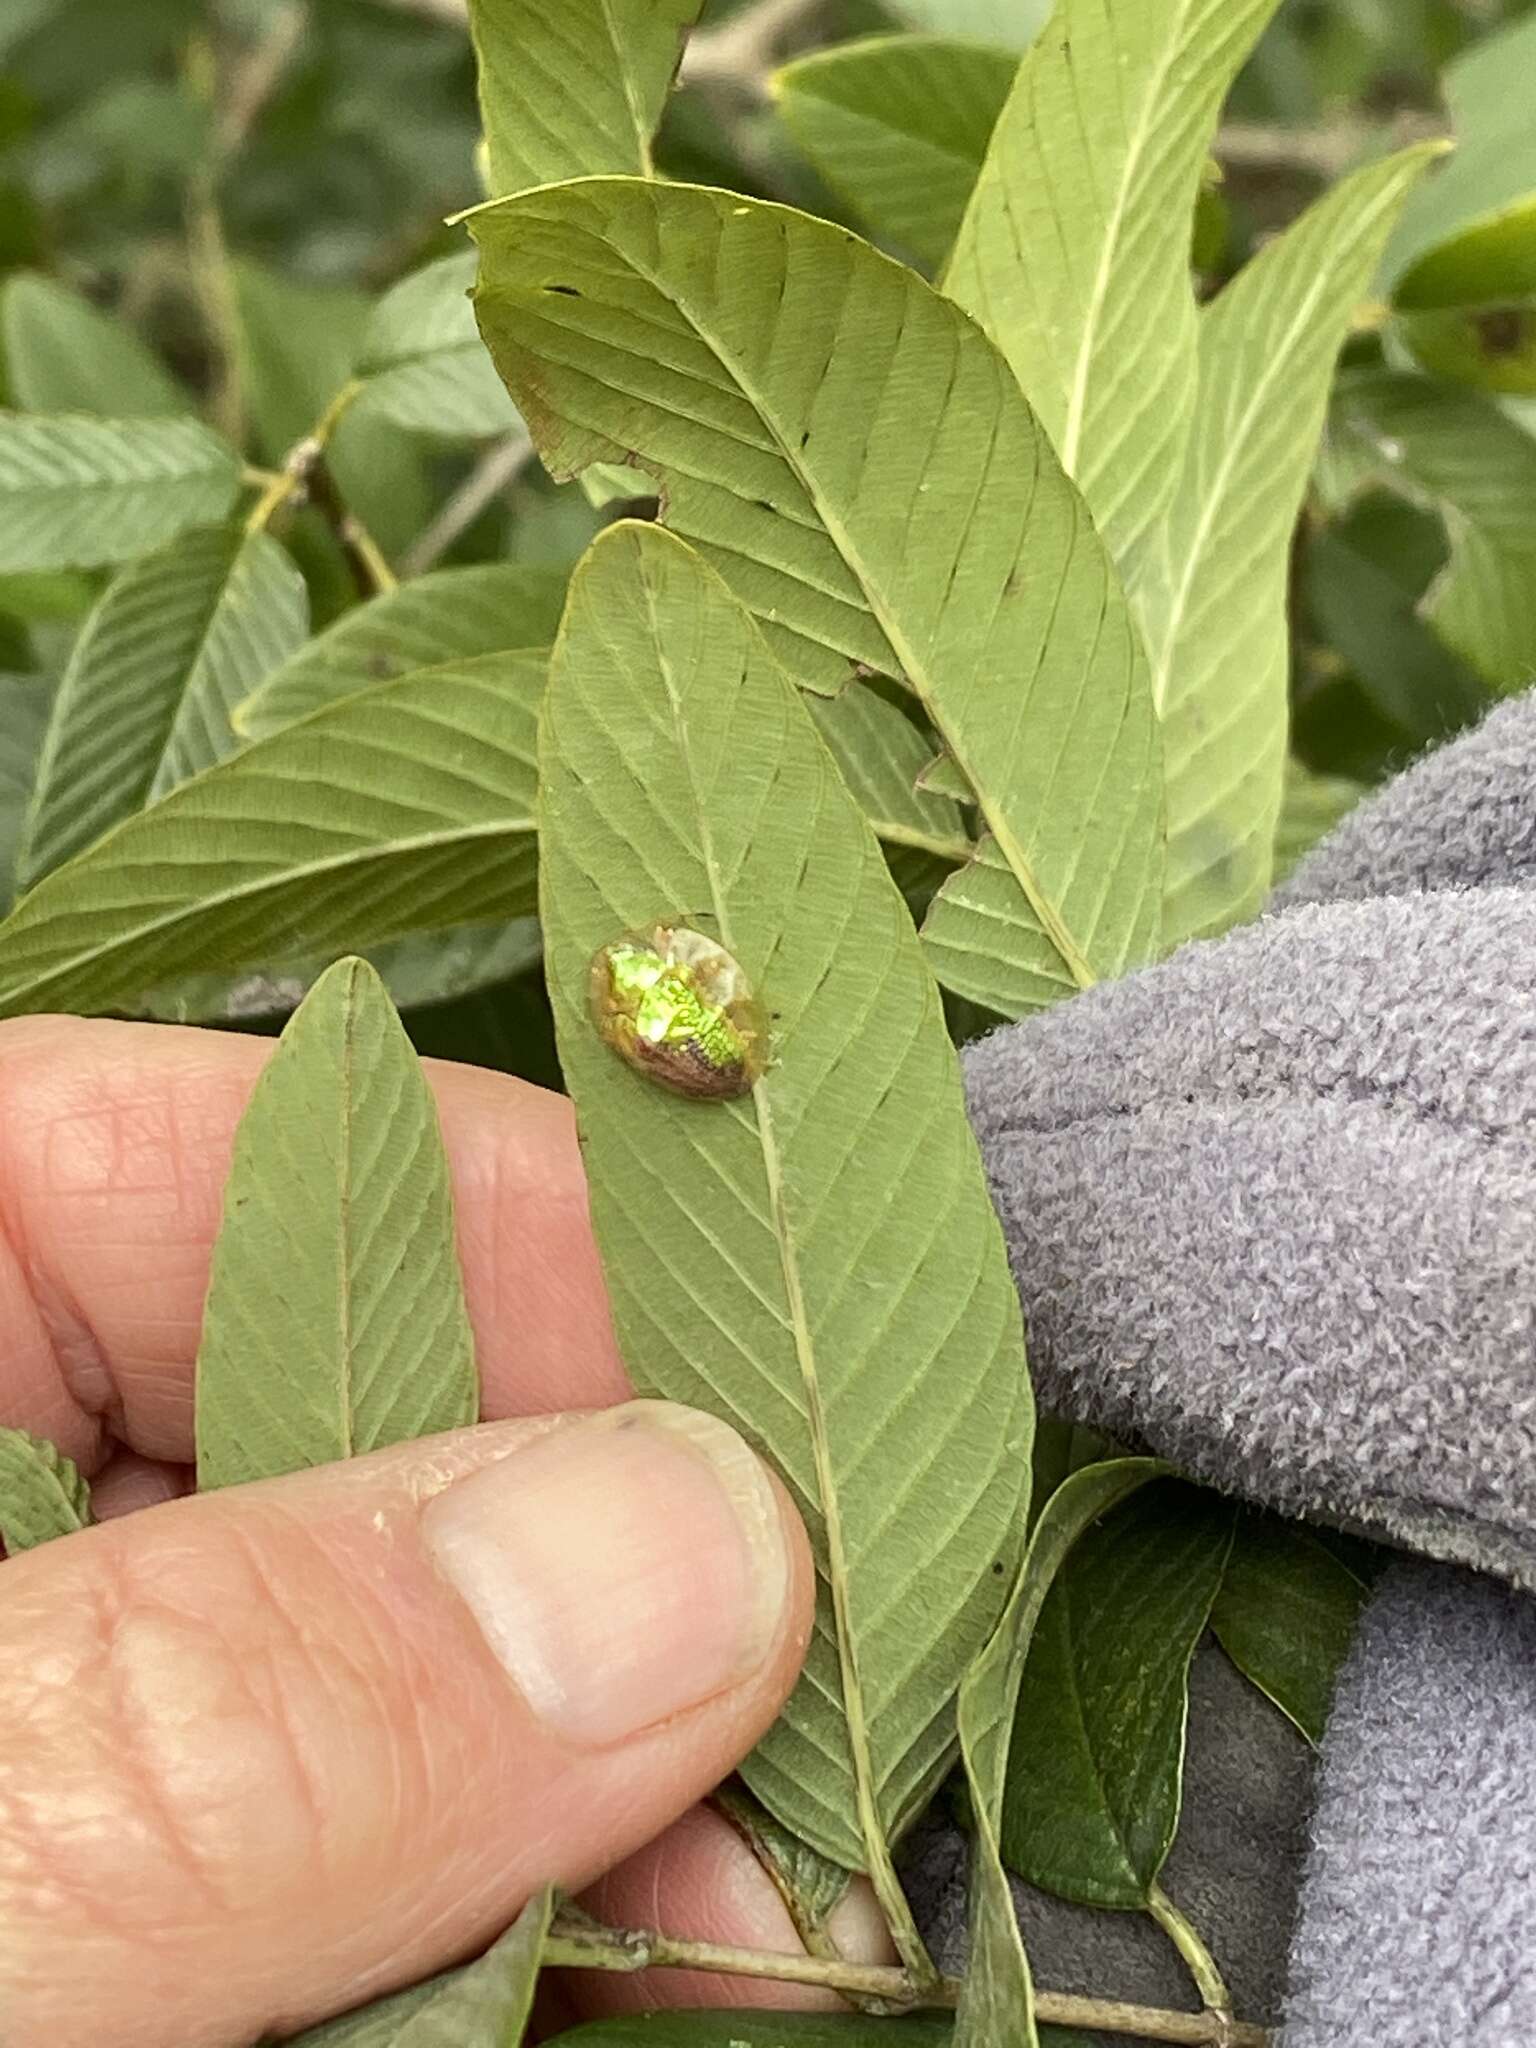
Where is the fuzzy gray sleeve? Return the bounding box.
[952,689,1536,2045]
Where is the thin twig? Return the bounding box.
[308,455,399,596]
[1149,1884,1232,2019]
[182,5,308,446]
[545,1914,1269,2046]
[397,430,534,576]
[245,378,368,535]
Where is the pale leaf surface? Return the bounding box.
[944,0,1277,572]
[0,650,542,1020]
[540,522,1031,1869]
[196,956,477,1490]
[19,524,307,887]
[0,414,243,573]
[469,0,703,195]
[1138,146,1440,945]
[0,1425,93,1552]
[237,565,566,739]
[471,179,1162,1020]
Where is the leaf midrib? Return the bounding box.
[1058,0,1197,476]
[618,206,1098,993]
[644,571,891,1885]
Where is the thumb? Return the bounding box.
[0,1403,812,2048]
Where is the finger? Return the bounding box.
[0,1014,627,1470]
[573,1808,896,2016]
[0,1403,812,2048]
[89,1450,191,1520]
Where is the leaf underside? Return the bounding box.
[196,956,478,1491]
[0,1425,93,1552]
[0,650,543,1021]
[0,414,243,573]
[471,177,1163,1022]
[540,521,1032,1868]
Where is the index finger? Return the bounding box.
[0,1014,628,1471]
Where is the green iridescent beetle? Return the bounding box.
[589,923,767,1101]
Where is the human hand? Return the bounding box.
[0,1016,885,2046]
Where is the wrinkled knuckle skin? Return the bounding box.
[0,1514,342,2013]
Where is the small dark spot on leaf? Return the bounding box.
[1003,568,1019,598]
[799,430,811,448]
[1475,306,1529,357]
[991,1560,1006,1576]
[754,498,774,513]
[544,283,582,298]
[366,654,397,680]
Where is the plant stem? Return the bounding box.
[245,378,367,535]
[308,454,398,595]
[544,1912,1269,2045]
[1148,1884,1233,2018]
[397,429,533,576]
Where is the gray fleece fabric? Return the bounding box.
[948,689,1536,2046]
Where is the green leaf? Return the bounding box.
[540,522,1032,1878]
[1302,495,1491,745]
[884,0,1050,48]
[943,0,1278,575]
[276,1885,552,2046]
[0,414,244,573]
[0,670,51,913]
[1382,12,1536,309]
[468,0,704,196]
[0,650,542,1022]
[235,565,568,740]
[1396,300,1536,398]
[196,956,477,1490]
[17,524,308,888]
[357,253,522,440]
[1210,1513,1369,1747]
[548,2019,953,2047]
[0,1425,92,1552]
[773,37,1017,271]
[470,179,1164,1021]
[809,686,971,864]
[1323,367,1536,690]
[0,273,187,417]
[954,1457,1162,2048]
[1272,760,1365,886]
[1000,1480,1235,1908]
[1135,145,1440,946]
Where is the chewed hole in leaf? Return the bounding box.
[590,923,767,1101]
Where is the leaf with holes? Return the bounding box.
[0,273,188,416]
[774,36,1017,271]
[0,650,542,1021]
[943,0,1278,577]
[18,524,307,888]
[235,565,567,739]
[0,1426,93,1552]
[540,521,1031,1886]
[470,178,1163,1020]
[954,1456,1162,2048]
[0,414,244,573]
[469,0,703,197]
[196,956,477,1490]
[357,252,522,440]
[1135,145,1440,947]
[1000,1480,1235,1908]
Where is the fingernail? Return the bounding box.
[420,1402,792,1746]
